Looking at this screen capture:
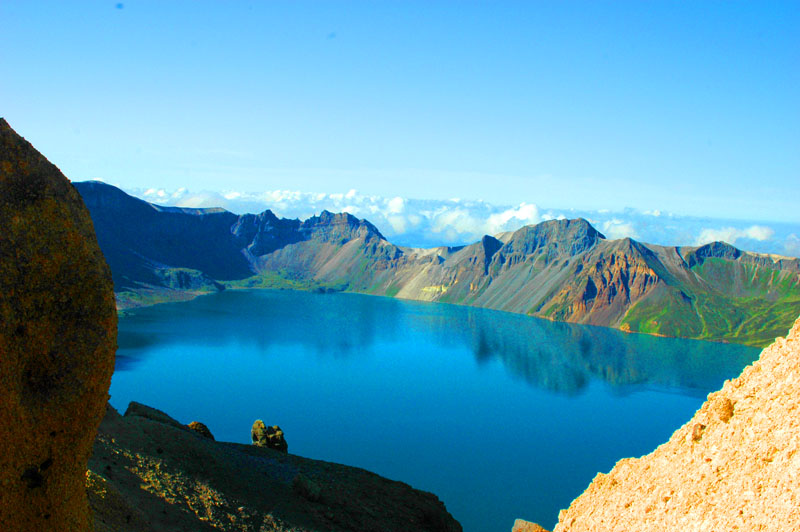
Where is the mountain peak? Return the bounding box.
[682,241,742,267]
[303,210,386,241]
[505,218,606,258]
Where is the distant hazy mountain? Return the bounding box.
[75,181,800,347]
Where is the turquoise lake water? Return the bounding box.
[111,289,759,532]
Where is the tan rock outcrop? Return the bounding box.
[513,518,549,532]
[0,118,117,530]
[549,316,800,532]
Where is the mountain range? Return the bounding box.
[75,181,800,347]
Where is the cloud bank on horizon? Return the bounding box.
[131,185,800,258]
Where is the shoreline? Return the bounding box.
[115,283,766,347]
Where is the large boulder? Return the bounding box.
[0,118,117,531]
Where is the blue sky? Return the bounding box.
[2,2,798,239]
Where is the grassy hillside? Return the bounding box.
[621,258,800,346]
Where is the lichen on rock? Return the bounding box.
[0,118,117,531]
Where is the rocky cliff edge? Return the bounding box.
[517,315,800,531]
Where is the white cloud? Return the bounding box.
[387,196,405,214]
[743,225,775,241]
[486,203,541,234]
[386,215,408,234]
[785,234,800,256]
[141,188,229,209]
[431,208,483,236]
[601,219,639,239]
[695,225,775,246]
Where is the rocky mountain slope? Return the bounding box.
[513,315,800,532]
[88,403,461,532]
[75,181,800,346]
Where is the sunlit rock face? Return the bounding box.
[548,317,800,532]
[0,118,117,531]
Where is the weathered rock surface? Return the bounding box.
[88,403,462,532]
[187,421,215,440]
[512,518,549,532]
[252,419,289,452]
[0,118,117,530]
[546,316,800,532]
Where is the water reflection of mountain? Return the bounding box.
[117,290,759,395]
[116,290,401,369]
[410,306,759,395]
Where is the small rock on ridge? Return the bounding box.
[187,421,215,440]
[251,419,288,452]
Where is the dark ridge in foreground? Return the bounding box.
[75,181,800,346]
[88,403,462,532]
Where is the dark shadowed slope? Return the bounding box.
[88,403,462,532]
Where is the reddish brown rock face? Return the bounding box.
[543,244,659,326]
[0,119,117,531]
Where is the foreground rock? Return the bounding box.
[536,316,800,531]
[0,118,117,530]
[88,403,462,532]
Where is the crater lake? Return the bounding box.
[110,289,759,532]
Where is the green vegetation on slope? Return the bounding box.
[222,270,348,293]
[621,259,800,347]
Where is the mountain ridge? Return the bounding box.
[73,181,800,347]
